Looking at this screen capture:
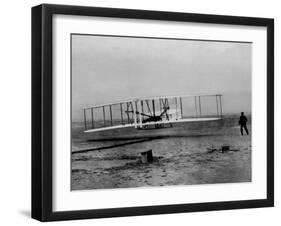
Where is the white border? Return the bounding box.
[53,15,267,211]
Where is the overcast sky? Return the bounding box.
[72,34,251,121]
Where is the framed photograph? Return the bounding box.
[32,4,274,221]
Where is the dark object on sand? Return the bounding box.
[221,146,230,153]
[141,150,153,163]
[207,145,237,154]
[207,148,217,153]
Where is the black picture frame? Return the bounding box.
[32,4,274,222]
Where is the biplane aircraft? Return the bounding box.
[82,94,223,133]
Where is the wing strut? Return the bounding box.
[180,97,183,118]
[120,103,124,124]
[198,96,202,116]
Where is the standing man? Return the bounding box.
[239,112,249,135]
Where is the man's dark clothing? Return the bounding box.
[239,115,249,135]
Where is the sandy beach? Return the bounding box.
[71,115,251,190]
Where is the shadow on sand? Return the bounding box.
[73,134,216,154]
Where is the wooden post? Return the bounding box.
[140,150,153,163]
[222,146,229,153]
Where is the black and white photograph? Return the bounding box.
[71,34,252,190]
[29,3,274,222]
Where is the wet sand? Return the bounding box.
[71,115,251,190]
